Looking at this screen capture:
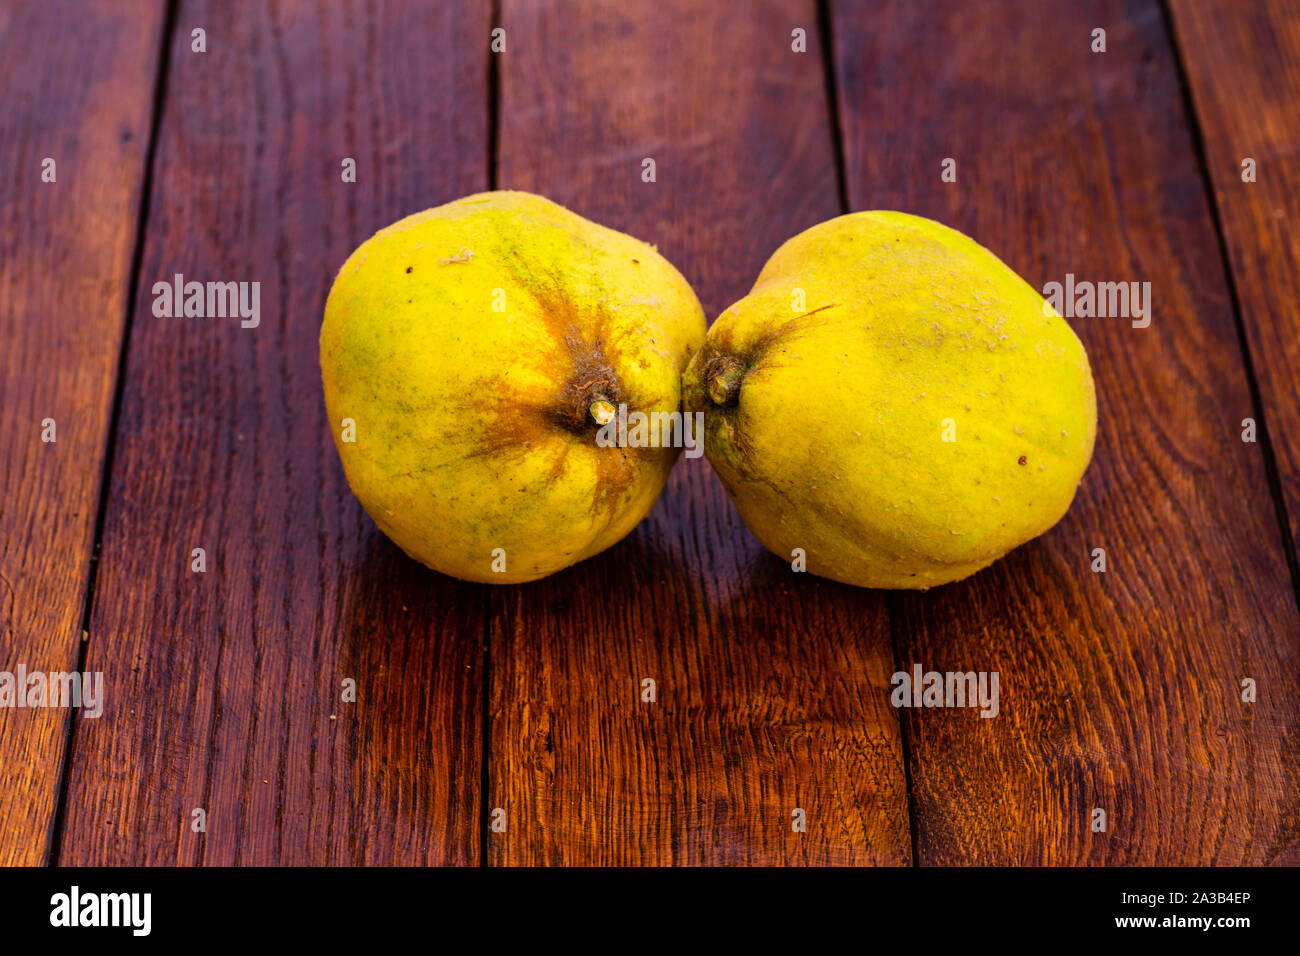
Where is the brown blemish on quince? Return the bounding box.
[692,302,839,412]
[451,252,661,525]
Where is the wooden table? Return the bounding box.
[2,0,1297,866]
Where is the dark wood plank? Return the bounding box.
[58,0,490,865]
[490,0,911,865]
[832,0,1300,863]
[0,0,165,866]
[1170,0,1300,575]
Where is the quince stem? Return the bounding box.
[707,357,746,406]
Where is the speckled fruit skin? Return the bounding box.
[321,191,706,583]
[683,211,1097,589]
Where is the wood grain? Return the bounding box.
[56,0,491,865]
[0,0,165,866]
[490,0,911,865]
[1170,0,1300,575]
[832,0,1300,863]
